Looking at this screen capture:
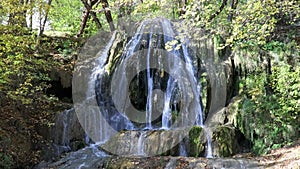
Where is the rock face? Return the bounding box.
[52,109,85,147]
[37,108,86,161]
[212,125,239,157]
[37,99,247,160]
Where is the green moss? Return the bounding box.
[105,33,126,74]
[188,126,204,157]
[213,125,235,157]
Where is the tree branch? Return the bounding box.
[101,0,115,31]
[209,0,228,21]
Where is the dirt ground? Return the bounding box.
[234,139,300,169]
[257,140,300,169]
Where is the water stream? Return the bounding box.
[137,131,146,156]
[77,18,213,157]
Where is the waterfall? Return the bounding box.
[206,135,213,158]
[203,127,213,158]
[182,44,203,126]
[137,131,146,156]
[80,31,121,144]
[61,109,71,147]
[145,29,154,129]
[54,109,73,151]
[161,77,175,129]
[74,18,214,157]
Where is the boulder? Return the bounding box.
[101,128,190,156]
[212,125,239,157]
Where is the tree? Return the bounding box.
[38,0,53,36]
[0,0,28,27]
[77,0,115,36]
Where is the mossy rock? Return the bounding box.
[188,126,204,157]
[212,125,237,157]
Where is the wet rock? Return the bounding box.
[204,97,252,157]
[37,108,86,161]
[101,129,189,156]
[50,109,84,146]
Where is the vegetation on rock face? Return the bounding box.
[0,26,52,105]
[188,126,204,157]
[212,125,236,157]
[180,0,300,155]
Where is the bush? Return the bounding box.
[0,25,60,105]
[238,63,299,155]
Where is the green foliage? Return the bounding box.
[213,125,235,157]
[48,0,83,34]
[182,0,300,57]
[131,0,174,20]
[0,25,55,105]
[115,0,178,22]
[57,39,77,58]
[238,63,299,155]
[0,0,27,25]
[180,0,300,155]
[229,0,278,47]
[188,126,204,157]
[271,64,300,126]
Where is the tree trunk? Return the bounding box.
[91,11,103,29]
[77,10,90,37]
[39,0,52,36]
[209,0,228,21]
[227,0,238,22]
[77,0,103,37]
[101,0,115,31]
[265,54,273,95]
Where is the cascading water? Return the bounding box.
[161,77,175,129]
[203,126,213,158]
[145,30,154,129]
[182,45,203,126]
[182,42,213,158]
[76,18,213,157]
[137,131,146,156]
[61,109,71,147]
